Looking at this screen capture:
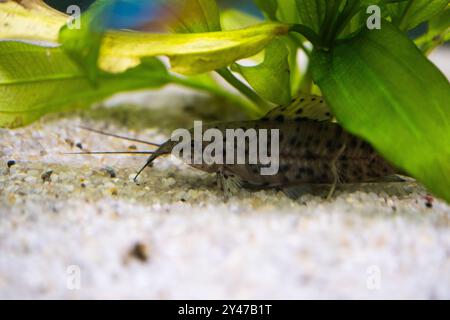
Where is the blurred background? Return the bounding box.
[44,0,261,29]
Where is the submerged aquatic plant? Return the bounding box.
[0,0,449,201]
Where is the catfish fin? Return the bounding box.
[377,175,407,183]
[282,185,313,200]
[262,94,333,122]
[217,171,243,199]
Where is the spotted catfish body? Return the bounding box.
[141,94,400,198]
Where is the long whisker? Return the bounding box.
[134,162,150,181]
[134,154,158,182]
[78,126,161,147]
[65,151,155,155]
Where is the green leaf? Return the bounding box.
[311,21,450,202]
[295,0,327,33]
[415,5,450,54]
[278,0,301,23]
[289,1,409,45]
[59,0,112,81]
[59,0,221,81]
[0,42,170,128]
[428,3,450,30]
[330,1,411,40]
[100,23,290,75]
[284,36,303,95]
[388,0,449,31]
[290,1,367,45]
[169,0,221,33]
[253,0,278,20]
[0,0,289,75]
[221,9,262,31]
[232,39,291,105]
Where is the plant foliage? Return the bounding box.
[0,0,449,201]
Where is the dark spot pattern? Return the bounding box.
[7,160,16,168]
[335,126,343,138]
[326,140,335,151]
[289,137,297,146]
[361,142,373,152]
[304,151,315,159]
[296,168,307,179]
[350,137,359,148]
[275,115,285,123]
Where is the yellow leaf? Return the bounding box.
[0,0,67,42]
[0,0,289,75]
[100,23,289,74]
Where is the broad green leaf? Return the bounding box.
[255,0,304,24]
[232,39,291,105]
[288,1,409,44]
[311,21,450,202]
[99,23,290,75]
[278,0,301,23]
[339,1,404,38]
[221,9,262,30]
[388,0,449,31]
[428,3,450,30]
[295,0,327,33]
[289,1,367,44]
[221,9,299,97]
[415,5,450,54]
[169,0,221,33]
[0,0,289,75]
[0,0,66,42]
[253,0,278,20]
[0,42,170,128]
[59,0,221,79]
[59,0,113,81]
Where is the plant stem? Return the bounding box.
[289,24,321,48]
[289,34,312,58]
[320,0,344,47]
[216,68,271,112]
[299,62,313,95]
[171,75,263,118]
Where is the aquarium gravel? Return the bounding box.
[0,112,450,299]
[1,84,449,299]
